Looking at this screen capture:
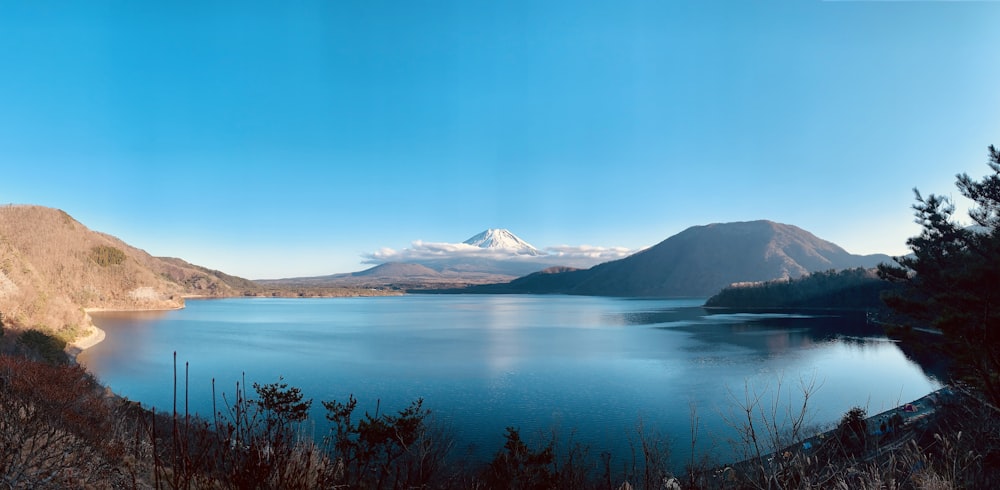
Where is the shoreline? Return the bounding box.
[728,385,954,475]
[67,303,187,359]
[65,323,106,359]
[82,304,186,314]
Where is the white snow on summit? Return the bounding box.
[463,229,542,256]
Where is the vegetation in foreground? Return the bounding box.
[2,334,999,489]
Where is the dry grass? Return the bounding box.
[0,353,145,489]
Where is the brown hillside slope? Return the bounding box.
[0,205,256,338]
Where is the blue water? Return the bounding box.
[78,295,940,466]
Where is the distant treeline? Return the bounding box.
[705,268,898,309]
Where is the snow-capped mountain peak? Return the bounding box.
[463,229,541,256]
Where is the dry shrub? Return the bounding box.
[0,355,126,488]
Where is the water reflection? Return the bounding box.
[615,305,708,326]
[621,305,945,382]
[81,310,173,375]
[88,309,172,326]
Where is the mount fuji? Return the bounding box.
[260,229,564,289]
[411,229,554,277]
[462,229,542,256]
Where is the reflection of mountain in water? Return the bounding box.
[614,306,948,382]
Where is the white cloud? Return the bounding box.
[363,240,534,263]
[544,244,634,260]
[363,240,638,269]
[540,244,637,268]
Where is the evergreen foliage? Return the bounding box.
[16,329,68,364]
[90,244,127,267]
[323,395,449,488]
[484,427,557,489]
[705,268,895,309]
[878,144,1000,406]
[204,374,323,488]
[834,406,868,455]
[253,378,312,431]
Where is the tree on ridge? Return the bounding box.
[879,144,1000,407]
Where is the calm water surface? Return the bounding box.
[79,295,940,465]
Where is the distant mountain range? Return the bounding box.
[272,221,893,296]
[256,261,507,290]
[261,229,559,289]
[0,207,897,339]
[459,220,892,297]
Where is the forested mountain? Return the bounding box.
[705,268,896,309]
[0,205,257,337]
[467,221,891,297]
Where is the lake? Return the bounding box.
[78,295,940,468]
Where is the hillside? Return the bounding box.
[258,261,519,290]
[442,266,584,294]
[0,205,257,338]
[465,220,892,297]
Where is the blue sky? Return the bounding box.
[2,1,998,279]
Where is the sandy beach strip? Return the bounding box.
[65,323,107,358]
[70,324,106,349]
[69,304,186,357]
[83,304,185,314]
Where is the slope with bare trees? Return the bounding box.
[0,205,257,340]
